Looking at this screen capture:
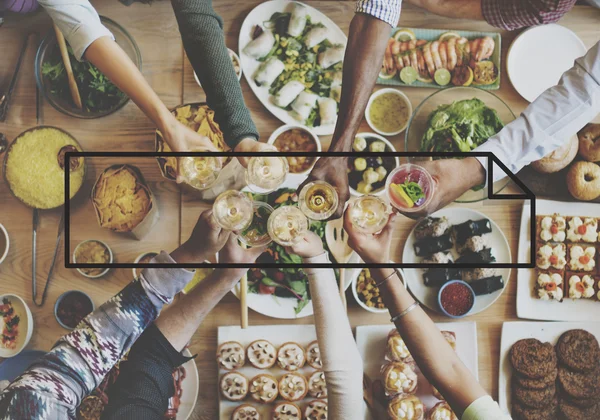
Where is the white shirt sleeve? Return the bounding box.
[355,0,402,27]
[474,40,600,183]
[38,0,114,60]
[304,252,365,419]
[461,395,512,420]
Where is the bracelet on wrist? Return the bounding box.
[375,270,397,288]
[390,301,419,323]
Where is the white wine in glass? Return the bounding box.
[238,201,274,247]
[179,155,222,190]
[267,206,308,246]
[212,190,254,231]
[349,195,390,234]
[299,181,339,221]
[245,156,289,193]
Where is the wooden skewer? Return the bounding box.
[240,274,248,329]
[53,24,82,109]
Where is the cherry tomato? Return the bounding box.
[259,283,276,295]
[274,271,285,283]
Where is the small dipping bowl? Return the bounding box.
[0,222,9,265]
[54,290,95,330]
[438,280,476,318]
[385,163,435,213]
[365,88,413,136]
[73,239,113,279]
[0,294,33,358]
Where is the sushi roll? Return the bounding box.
[423,251,453,264]
[413,234,454,257]
[291,91,319,122]
[423,268,460,288]
[254,57,285,87]
[470,275,505,295]
[455,248,496,264]
[318,97,337,125]
[243,29,275,59]
[318,45,345,69]
[461,267,497,282]
[414,217,450,240]
[453,219,492,246]
[287,2,308,37]
[273,81,305,108]
[456,235,488,254]
[304,24,328,48]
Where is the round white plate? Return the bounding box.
[402,208,511,316]
[507,24,586,102]
[232,173,357,319]
[178,349,199,420]
[238,0,347,135]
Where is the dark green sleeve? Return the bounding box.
[171,0,259,148]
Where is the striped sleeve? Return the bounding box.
[355,0,402,27]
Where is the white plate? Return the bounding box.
[238,0,347,135]
[507,24,587,102]
[217,325,358,419]
[498,321,600,415]
[402,208,511,316]
[517,199,600,321]
[233,173,357,319]
[178,349,199,420]
[356,322,478,419]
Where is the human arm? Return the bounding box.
[474,40,600,183]
[286,233,364,417]
[404,0,483,20]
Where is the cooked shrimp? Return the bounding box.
[439,41,448,69]
[416,39,427,47]
[408,39,419,70]
[384,38,395,72]
[394,54,405,70]
[430,41,443,70]
[422,42,436,77]
[391,40,402,56]
[474,36,495,61]
[402,51,411,68]
[447,37,457,70]
[416,48,427,76]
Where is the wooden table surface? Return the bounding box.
[1,1,599,419]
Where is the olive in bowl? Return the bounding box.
[348,133,399,196]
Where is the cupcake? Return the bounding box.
[277,342,306,371]
[247,339,277,369]
[386,329,414,363]
[249,373,279,403]
[231,404,260,420]
[306,340,323,369]
[388,395,424,420]
[426,401,458,420]
[278,372,308,401]
[307,370,327,398]
[272,402,302,420]
[304,399,328,420]
[220,372,248,402]
[217,341,246,370]
[382,362,418,396]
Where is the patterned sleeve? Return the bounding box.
[355,0,402,27]
[481,0,576,30]
[0,252,194,420]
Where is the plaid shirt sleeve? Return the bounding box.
[355,0,402,27]
[481,0,577,30]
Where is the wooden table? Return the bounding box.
[0,2,599,419]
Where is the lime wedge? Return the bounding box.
[379,66,397,80]
[438,32,461,42]
[434,68,451,86]
[416,73,433,84]
[400,66,418,85]
[393,28,416,42]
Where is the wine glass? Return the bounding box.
[245,156,289,193]
[212,190,254,231]
[349,195,390,234]
[385,164,435,212]
[179,155,222,190]
[238,201,274,247]
[267,206,309,246]
[298,181,339,221]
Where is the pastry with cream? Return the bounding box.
[381,361,418,396]
[272,402,302,420]
[386,329,414,363]
[535,271,564,301]
[537,215,566,243]
[304,399,328,420]
[566,217,598,243]
[387,394,424,420]
[306,340,323,369]
[567,244,596,272]
[216,341,245,370]
[220,372,248,401]
[278,372,308,401]
[246,339,277,369]
[567,273,595,299]
[231,404,260,420]
[426,401,458,420]
[307,370,327,398]
[536,243,566,270]
[248,373,279,403]
[277,342,306,371]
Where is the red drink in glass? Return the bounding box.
[385,164,435,212]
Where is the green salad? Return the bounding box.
[420,98,504,154]
[246,188,333,314]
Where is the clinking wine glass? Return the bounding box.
[298,181,339,221]
[179,154,222,190]
[349,195,390,234]
[212,190,254,231]
[245,156,289,193]
[267,206,308,246]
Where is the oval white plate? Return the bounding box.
[178,349,199,420]
[238,0,347,135]
[232,173,356,319]
[402,208,511,316]
[507,24,586,103]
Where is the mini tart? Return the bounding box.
[567,244,596,272]
[278,372,308,401]
[217,341,246,370]
[246,339,277,369]
[272,402,302,420]
[307,370,327,398]
[566,217,598,243]
[386,329,413,363]
[306,340,323,369]
[441,331,457,351]
[231,404,261,420]
[426,401,457,420]
[535,270,564,302]
[249,373,279,403]
[536,243,566,270]
[381,362,418,396]
[304,399,328,420]
[387,394,424,420]
[220,371,249,402]
[567,273,595,299]
[536,215,566,243]
[277,342,306,371]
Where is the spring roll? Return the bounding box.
[318,97,337,125]
[243,29,275,59]
[304,25,328,48]
[287,2,309,37]
[273,81,305,108]
[330,85,341,103]
[254,57,285,87]
[331,70,343,87]
[291,91,319,122]
[318,45,344,69]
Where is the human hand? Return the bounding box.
[172,210,230,264]
[234,137,278,168]
[297,157,350,220]
[285,231,324,259]
[343,204,397,264]
[395,158,486,220]
[218,235,268,278]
